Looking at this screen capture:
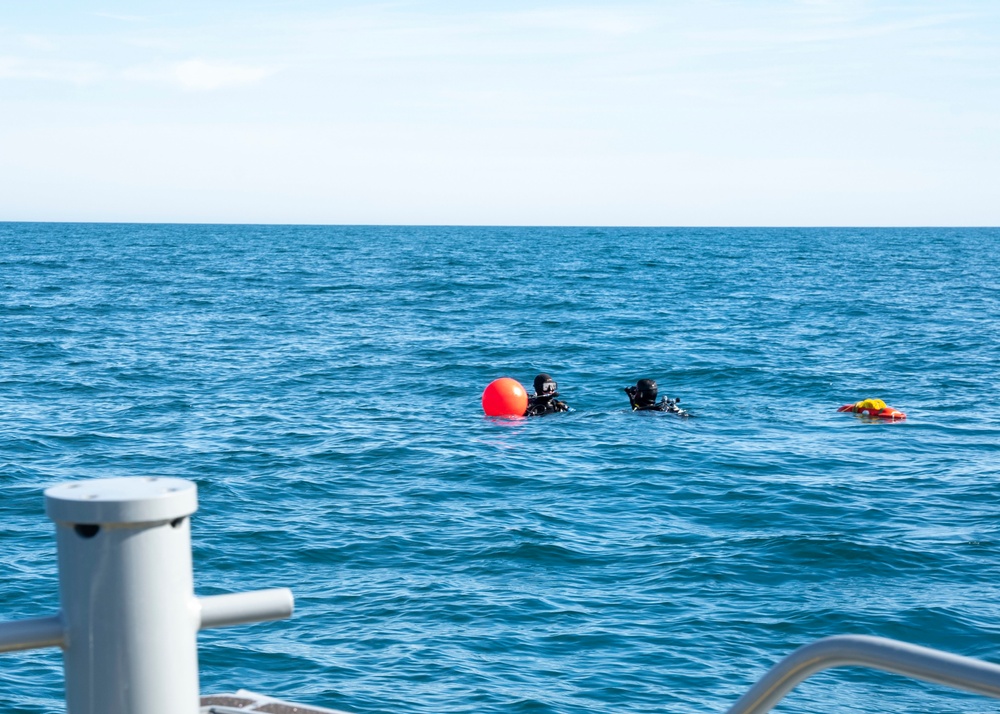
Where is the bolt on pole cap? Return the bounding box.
[45,477,198,525]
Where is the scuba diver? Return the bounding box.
[524,373,569,416]
[624,378,690,416]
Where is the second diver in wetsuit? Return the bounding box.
[625,378,690,416]
[525,373,569,416]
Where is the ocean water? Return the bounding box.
[0,223,998,714]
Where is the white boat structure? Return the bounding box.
[1,477,998,714]
[200,689,348,713]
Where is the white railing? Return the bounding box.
[725,634,1000,714]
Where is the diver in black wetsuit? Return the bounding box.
[625,378,689,416]
[524,373,569,416]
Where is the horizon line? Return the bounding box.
[2,220,997,230]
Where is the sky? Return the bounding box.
[1,1,998,226]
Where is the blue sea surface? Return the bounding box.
[0,223,998,714]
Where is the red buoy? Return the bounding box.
[482,377,528,418]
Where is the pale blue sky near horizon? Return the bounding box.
[1,1,998,226]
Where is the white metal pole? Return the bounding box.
[0,477,293,714]
[46,477,201,714]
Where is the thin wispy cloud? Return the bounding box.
[92,12,148,23]
[690,11,983,48]
[0,56,105,84]
[22,35,59,51]
[124,59,277,91]
[492,8,649,36]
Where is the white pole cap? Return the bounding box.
[45,477,198,525]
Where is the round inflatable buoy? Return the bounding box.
[482,377,528,418]
[837,399,906,420]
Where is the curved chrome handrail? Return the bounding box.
[725,635,1000,714]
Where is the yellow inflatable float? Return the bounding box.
[837,398,906,420]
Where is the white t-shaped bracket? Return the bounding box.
[0,477,294,714]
